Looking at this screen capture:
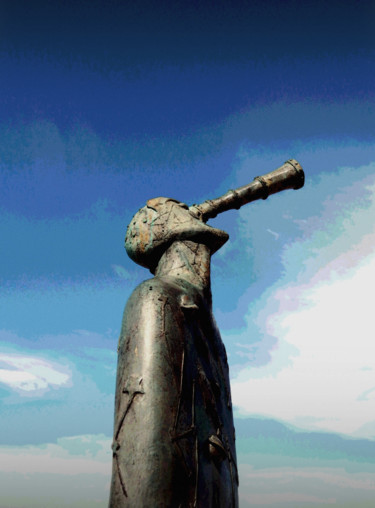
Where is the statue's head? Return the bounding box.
[125,197,229,273]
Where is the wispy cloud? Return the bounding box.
[0,330,115,443]
[0,353,71,395]
[111,264,142,282]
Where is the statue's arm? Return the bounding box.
[109,280,183,507]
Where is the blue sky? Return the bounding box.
[1,1,375,506]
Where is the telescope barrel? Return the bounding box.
[189,159,304,222]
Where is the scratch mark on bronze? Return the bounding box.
[114,376,144,442]
[225,434,238,504]
[169,429,193,479]
[115,454,128,498]
[174,349,185,431]
[171,426,196,442]
[170,347,195,479]
[170,346,198,479]
[192,379,199,508]
[160,296,179,387]
[214,353,231,408]
[230,446,239,486]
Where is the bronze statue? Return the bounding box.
[109,160,304,507]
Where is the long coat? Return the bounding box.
[109,275,239,507]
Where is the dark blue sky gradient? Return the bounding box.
[1,0,374,138]
[2,1,374,64]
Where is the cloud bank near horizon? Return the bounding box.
[1,430,375,508]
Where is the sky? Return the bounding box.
[1,0,375,506]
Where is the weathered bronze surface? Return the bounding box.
[109,160,304,507]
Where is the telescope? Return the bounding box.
[189,159,304,222]
[124,159,304,271]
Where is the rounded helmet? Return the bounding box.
[125,197,229,273]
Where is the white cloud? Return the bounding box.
[111,263,143,283]
[231,164,375,438]
[111,264,132,279]
[0,353,71,395]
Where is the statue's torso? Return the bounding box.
[109,276,238,508]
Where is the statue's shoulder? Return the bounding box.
[120,277,195,348]
[127,276,193,308]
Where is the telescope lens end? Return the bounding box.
[286,159,305,190]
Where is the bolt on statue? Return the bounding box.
[109,160,305,507]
